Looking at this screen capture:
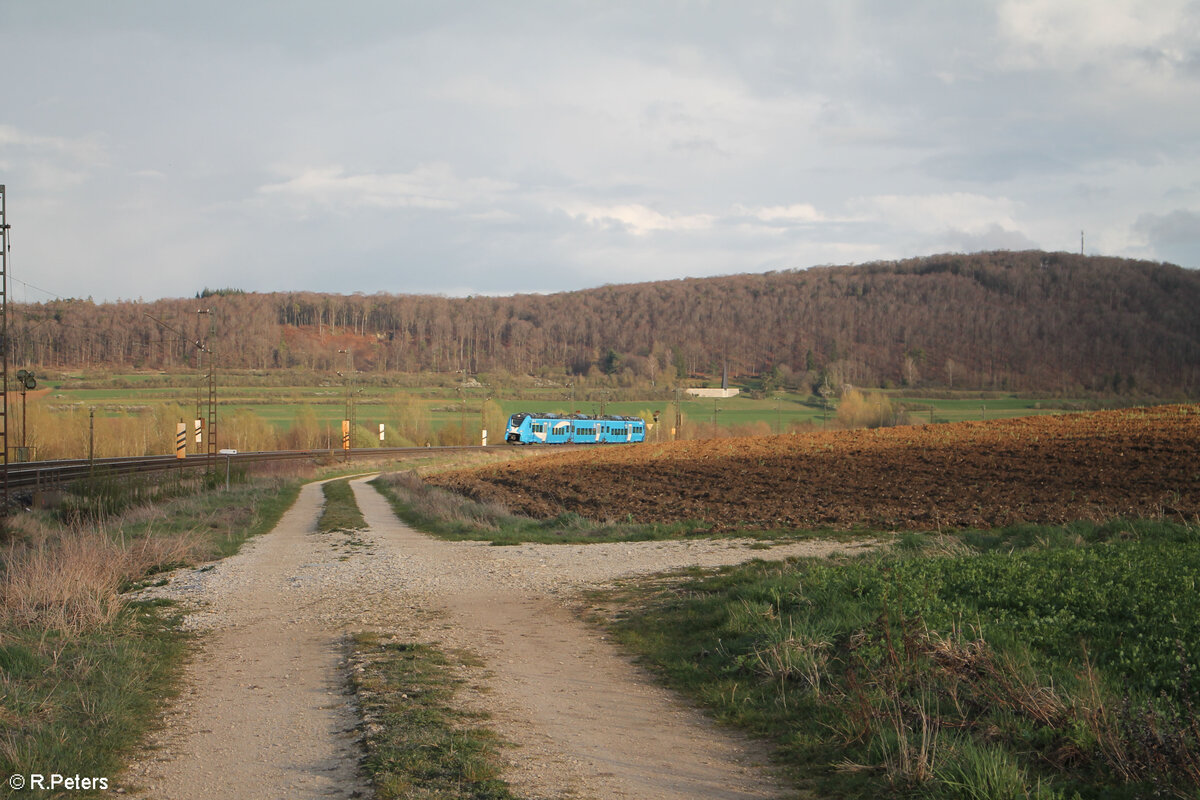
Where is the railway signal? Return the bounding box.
[15,369,35,460]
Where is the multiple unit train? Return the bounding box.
[505,412,646,445]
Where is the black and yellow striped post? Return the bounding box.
[176,422,187,459]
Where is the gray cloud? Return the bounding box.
[1,1,1197,303]
[1135,210,1200,267]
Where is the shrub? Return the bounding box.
[836,388,908,428]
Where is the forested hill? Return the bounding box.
[14,250,1200,395]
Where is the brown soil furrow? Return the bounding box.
[428,406,1200,530]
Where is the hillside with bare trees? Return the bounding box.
[12,250,1200,395]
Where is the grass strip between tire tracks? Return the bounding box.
[327,476,519,797]
[319,479,368,533]
[347,633,517,800]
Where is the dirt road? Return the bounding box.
[125,477,862,798]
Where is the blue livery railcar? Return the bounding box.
[505,412,646,445]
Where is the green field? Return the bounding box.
[40,377,1109,430]
[602,520,1200,799]
[24,371,1143,459]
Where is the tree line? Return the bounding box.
[11,250,1200,396]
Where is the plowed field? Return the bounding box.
[427,405,1200,530]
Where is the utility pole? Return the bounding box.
[337,348,354,458]
[456,369,468,440]
[818,377,833,430]
[673,387,682,441]
[479,383,490,446]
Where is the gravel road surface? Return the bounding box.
[123,476,866,798]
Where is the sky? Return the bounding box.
[2,1,1198,303]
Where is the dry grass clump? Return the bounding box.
[1,515,201,634]
[1076,647,1200,792]
[835,388,908,429]
[831,615,1200,795]
[375,470,510,532]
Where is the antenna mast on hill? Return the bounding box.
[1081,230,1085,255]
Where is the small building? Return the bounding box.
[685,388,739,399]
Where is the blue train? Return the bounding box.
[505,412,646,445]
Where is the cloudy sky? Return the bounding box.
[2,1,1198,302]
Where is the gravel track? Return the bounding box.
[122,476,868,798]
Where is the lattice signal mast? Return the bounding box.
[1,185,9,515]
[196,308,217,467]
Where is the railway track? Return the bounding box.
[5,446,489,493]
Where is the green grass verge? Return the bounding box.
[348,633,517,800]
[319,479,367,533]
[595,519,1200,800]
[1,475,302,798]
[114,473,303,566]
[0,602,187,798]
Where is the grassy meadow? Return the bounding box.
[13,369,1134,460]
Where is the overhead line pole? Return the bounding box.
[193,309,208,453]
[199,310,216,468]
[337,348,354,459]
[144,311,217,470]
[1,185,9,517]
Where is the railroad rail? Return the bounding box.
[6,446,488,493]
